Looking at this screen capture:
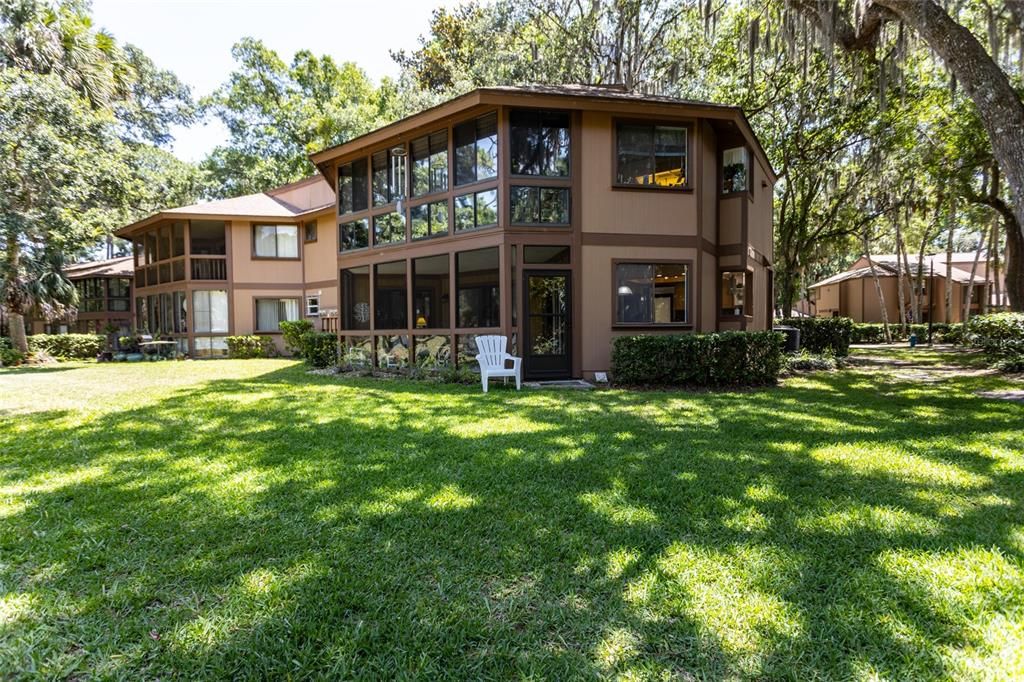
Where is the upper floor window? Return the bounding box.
[615,123,687,189]
[722,147,750,194]
[454,112,497,186]
[510,110,570,176]
[340,218,369,252]
[411,131,448,197]
[411,200,449,240]
[190,220,227,255]
[454,189,497,232]
[510,186,569,225]
[373,212,406,246]
[254,224,299,258]
[615,262,688,324]
[304,221,318,242]
[372,150,394,206]
[338,158,368,215]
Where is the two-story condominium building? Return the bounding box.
[115,175,339,357]
[311,85,776,380]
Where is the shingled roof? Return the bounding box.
[63,256,133,279]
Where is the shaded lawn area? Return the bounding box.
[1,356,1022,680]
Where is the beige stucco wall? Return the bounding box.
[579,111,699,236]
[579,244,698,377]
[718,198,742,245]
[229,221,304,285]
[748,160,774,261]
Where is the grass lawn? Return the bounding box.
[1,353,1022,679]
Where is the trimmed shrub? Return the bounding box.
[299,331,338,368]
[279,320,314,356]
[1,337,25,367]
[226,335,277,359]
[967,312,1024,360]
[27,333,104,360]
[611,331,784,387]
[778,317,853,356]
[850,322,965,345]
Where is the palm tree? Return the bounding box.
[1,244,76,353]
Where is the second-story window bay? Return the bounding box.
[510,110,570,176]
[454,112,498,186]
[615,123,687,189]
[253,224,299,258]
[338,158,368,215]
[411,131,448,197]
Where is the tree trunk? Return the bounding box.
[945,195,956,323]
[962,232,985,324]
[894,215,908,330]
[863,229,891,343]
[1007,222,1024,309]
[8,312,28,354]
[870,1,1024,248]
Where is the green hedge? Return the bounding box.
[0,337,25,366]
[778,317,853,356]
[225,335,277,359]
[27,333,105,359]
[299,331,338,369]
[850,322,965,345]
[966,313,1024,360]
[611,331,784,387]
[279,320,314,356]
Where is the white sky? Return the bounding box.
[90,0,466,161]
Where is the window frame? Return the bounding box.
[721,145,754,198]
[339,218,370,253]
[611,119,693,192]
[508,109,572,178]
[453,111,499,187]
[410,129,449,198]
[409,198,450,241]
[252,224,301,260]
[304,220,318,243]
[254,296,301,333]
[509,185,571,227]
[718,268,753,320]
[453,189,499,233]
[337,157,369,215]
[306,295,320,317]
[611,259,693,328]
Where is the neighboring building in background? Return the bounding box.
[28,256,134,338]
[311,84,776,380]
[113,175,338,357]
[808,253,1004,323]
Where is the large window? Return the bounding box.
[373,212,406,246]
[411,131,448,197]
[338,158,368,215]
[454,112,498,186]
[510,110,570,176]
[172,222,186,257]
[256,298,300,332]
[374,260,407,329]
[410,200,449,240]
[109,277,131,312]
[721,271,749,316]
[615,124,687,188]
[340,218,369,252]
[722,147,750,194]
[341,266,370,330]
[192,290,229,333]
[510,187,569,225]
[457,247,500,328]
[76,278,105,312]
[254,224,299,258]
[454,189,497,232]
[190,221,227,255]
[615,263,687,324]
[413,254,450,329]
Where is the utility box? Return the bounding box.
[774,325,801,353]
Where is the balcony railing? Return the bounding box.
[191,257,227,281]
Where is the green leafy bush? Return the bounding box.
[778,317,853,356]
[299,331,338,368]
[27,334,105,360]
[611,331,784,387]
[226,335,277,359]
[850,322,964,345]
[0,337,25,367]
[279,320,314,356]
[967,312,1024,360]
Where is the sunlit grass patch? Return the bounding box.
[0,352,1021,679]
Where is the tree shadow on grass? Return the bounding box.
[0,364,1021,679]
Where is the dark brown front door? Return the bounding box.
[523,270,571,380]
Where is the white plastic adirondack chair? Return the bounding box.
[474,335,522,392]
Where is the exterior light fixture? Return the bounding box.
[617,285,633,295]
